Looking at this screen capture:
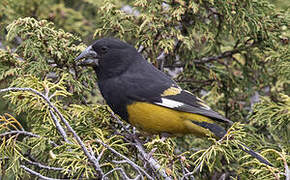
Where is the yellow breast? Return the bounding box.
[127,102,215,137]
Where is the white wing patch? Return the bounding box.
[155,96,212,111]
[155,98,184,109]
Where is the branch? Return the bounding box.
[180,164,201,180]
[24,159,66,172]
[0,130,58,147]
[103,167,139,180]
[165,49,240,68]
[0,130,40,138]
[181,171,196,180]
[49,110,70,144]
[282,152,290,180]
[134,139,171,180]
[110,113,172,180]
[0,87,69,141]
[193,48,240,64]
[96,139,152,180]
[3,145,70,178]
[20,165,65,180]
[157,51,166,71]
[285,163,290,180]
[179,157,196,180]
[0,87,104,177]
[164,41,257,68]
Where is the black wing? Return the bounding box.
[153,90,233,124]
[126,62,232,124]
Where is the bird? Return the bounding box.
[75,37,272,166]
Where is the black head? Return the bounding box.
[75,38,141,79]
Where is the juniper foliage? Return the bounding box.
[0,0,289,179]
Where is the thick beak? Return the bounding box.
[75,45,99,67]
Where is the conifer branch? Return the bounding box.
[49,110,70,144]
[285,163,290,180]
[0,130,58,147]
[103,167,137,180]
[0,87,69,142]
[193,48,241,64]
[110,112,172,180]
[0,87,104,177]
[181,164,201,180]
[0,130,40,138]
[24,159,66,172]
[134,139,172,180]
[164,40,257,68]
[1,1,288,178]
[96,139,153,180]
[20,165,63,180]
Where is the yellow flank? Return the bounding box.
[161,86,182,96]
[127,102,216,137]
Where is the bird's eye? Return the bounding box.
[100,46,108,53]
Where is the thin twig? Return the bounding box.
[110,113,172,180]
[110,112,131,134]
[193,48,240,64]
[164,42,257,68]
[0,130,40,138]
[102,167,137,180]
[166,49,239,68]
[49,110,70,143]
[96,148,105,163]
[157,51,166,71]
[181,168,198,180]
[20,165,65,180]
[25,159,66,172]
[0,130,59,147]
[181,163,201,180]
[181,171,196,180]
[112,160,130,164]
[96,139,153,180]
[134,139,171,180]
[284,155,290,180]
[179,157,195,180]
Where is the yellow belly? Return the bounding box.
[127,102,215,137]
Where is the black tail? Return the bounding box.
[238,143,273,166]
